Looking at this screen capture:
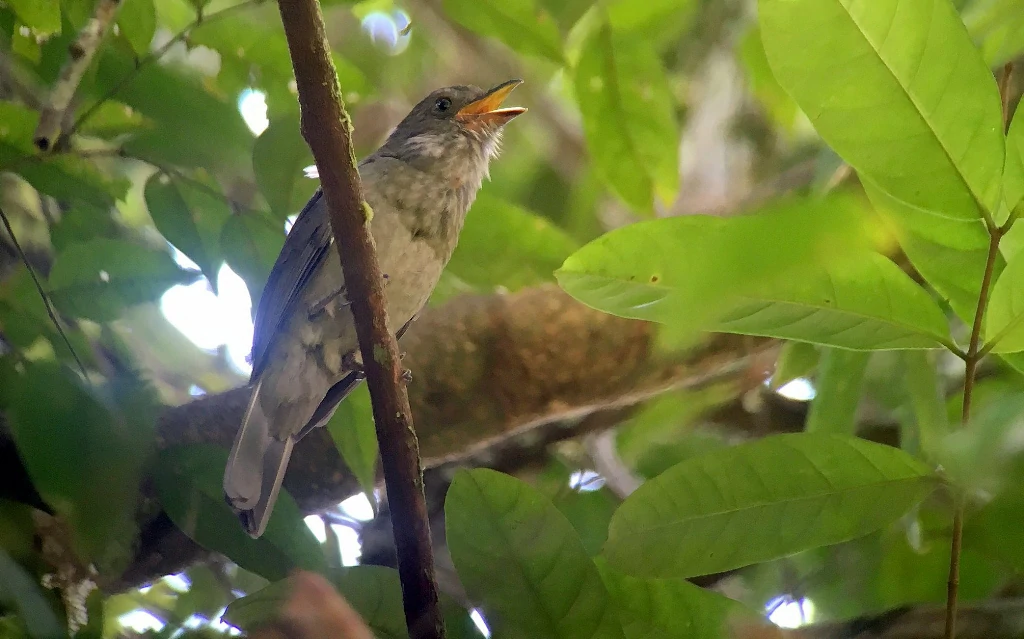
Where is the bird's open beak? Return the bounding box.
[457,79,527,127]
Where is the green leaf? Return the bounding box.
[805,349,870,434]
[224,566,408,639]
[596,558,760,639]
[0,549,64,639]
[220,213,283,307]
[75,102,149,138]
[48,238,196,321]
[117,0,156,56]
[6,362,156,571]
[714,253,953,350]
[5,0,59,35]
[446,469,624,639]
[556,194,873,337]
[442,0,563,62]
[12,20,42,63]
[448,194,578,291]
[574,23,679,211]
[738,26,800,130]
[603,433,940,578]
[865,178,996,325]
[0,102,128,208]
[759,0,1004,220]
[985,249,1024,353]
[770,341,820,390]
[1004,95,1024,213]
[900,351,948,460]
[144,172,231,288]
[326,385,378,502]
[153,444,326,582]
[252,114,317,219]
[96,40,252,172]
[604,0,694,32]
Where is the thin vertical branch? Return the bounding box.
[274,1,445,638]
[34,0,123,151]
[946,62,1016,639]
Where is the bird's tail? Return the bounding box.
[223,378,295,539]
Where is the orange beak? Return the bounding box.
[456,79,527,127]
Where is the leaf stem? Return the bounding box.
[0,205,89,378]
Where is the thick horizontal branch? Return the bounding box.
[97,285,773,588]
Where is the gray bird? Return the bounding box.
[223,80,525,538]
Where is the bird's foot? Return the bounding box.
[342,350,365,379]
[401,368,413,383]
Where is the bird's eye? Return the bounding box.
[435,97,452,112]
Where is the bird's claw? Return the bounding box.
[401,368,413,383]
[342,351,365,378]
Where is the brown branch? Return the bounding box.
[34,0,123,151]
[275,2,443,637]
[77,286,768,590]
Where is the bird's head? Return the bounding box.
[382,79,526,180]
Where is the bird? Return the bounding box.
[223,80,526,538]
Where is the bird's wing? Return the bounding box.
[249,188,334,380]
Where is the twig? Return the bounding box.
[945,68,1016,634]
[68,0,265,137]
[34,0,124,151]
[275,2,445,638]
[0,205,89,378]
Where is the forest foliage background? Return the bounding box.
[5,0,1024,637]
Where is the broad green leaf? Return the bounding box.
[48,238,196,321]
[12,20,42,63]
[574,23,678,211]
[603,433,940,578]
[220,213,283,308]
[0,102,128,208]
[144,172,231,288]
[900,351,948,460]
[805,349,870,434]
[714,253,952,350]
[252,114,317,219]
[448,194,578,291]
[986,244,1024,353]
[153,444,325,582]
[5,0,59,35]
[223,567,408,639]
[442,0,563,62]
[864,178,996,325]
[75,102,149,138]
[760,0,1004,220]
[446,469,624,639]
[604,0,694,32]
[0,549,64,639]
[0,267,97,368]
[6,362,156,571]
[1004,96,1024,213]
[556,194,872,337]
[737,26,800,131]
[95,39,252,172]
[117,0,156,56]
[937,394,1024,495]
[771,341,820,390]
[326,385,378,502]
[596,559,760,639]
[963,0,1024,66]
